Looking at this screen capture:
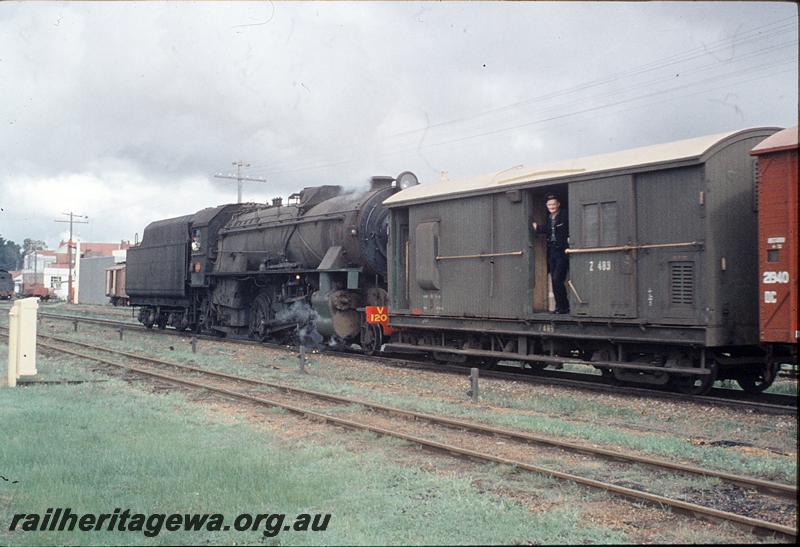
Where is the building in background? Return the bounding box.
[20,240,130,302]
[79,256,116,304]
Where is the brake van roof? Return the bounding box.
[384,127,780,207]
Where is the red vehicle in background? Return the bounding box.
[20,284,55,300]
[751,126,798,369]
[20,272,55,300]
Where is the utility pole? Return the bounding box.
[54,212,89,304]
[214,160,266,204]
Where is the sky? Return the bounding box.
[0,1,797,250]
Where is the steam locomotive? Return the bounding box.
[125,172,419,350]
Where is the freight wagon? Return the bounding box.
[751,126,798,368]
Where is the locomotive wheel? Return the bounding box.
[669,362,718,396]
[142,308,155,329]
[735,362,779,394]
[198,298,214,332]
[249,294,273,342]
[156,315,167,330]
[360,323,382,356]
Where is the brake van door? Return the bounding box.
[568,175,637,318]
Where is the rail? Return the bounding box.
[9,329,796,541]
[25,312,798,414]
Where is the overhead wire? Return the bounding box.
[242,16,797,175]
[244,51,797,177]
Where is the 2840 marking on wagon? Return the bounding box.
[762,271,790,284]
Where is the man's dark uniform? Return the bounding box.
[534,210,570,313]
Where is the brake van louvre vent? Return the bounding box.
[670,261,694,305]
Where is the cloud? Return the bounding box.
[0,1,796,248]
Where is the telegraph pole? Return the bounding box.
[54,212,89,304]
[214,160,266,204]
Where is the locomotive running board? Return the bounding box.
[383,343,713,376]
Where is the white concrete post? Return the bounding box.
[6,306,18,388]
[15,298,38,376]
[4,297,38,387]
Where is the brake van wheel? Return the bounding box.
[599,367,621,385]
[432,351,468,364]
[669,362,718,396]
[735,362,779,394]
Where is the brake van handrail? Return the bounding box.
[436,251,524,261]
[565,241,704,254]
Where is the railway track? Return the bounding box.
[2,326,796,540]
[26,311,799,415]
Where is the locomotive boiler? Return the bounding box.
[126,172,418,348]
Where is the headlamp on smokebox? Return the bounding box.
[396,171,419,189]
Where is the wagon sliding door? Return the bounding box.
[569,175,637,318]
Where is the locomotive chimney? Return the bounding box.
[272,197,283,207]
[370,176,393,190]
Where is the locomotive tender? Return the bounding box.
[382,127,791,394]
[125,174,417,346]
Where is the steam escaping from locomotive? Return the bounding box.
[276,301,324,348]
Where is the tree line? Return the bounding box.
[0,237,47,271]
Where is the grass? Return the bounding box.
[0,342,629,545]
[228,363,797,484]
[36,302,138,323]
[17,322,798,485]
